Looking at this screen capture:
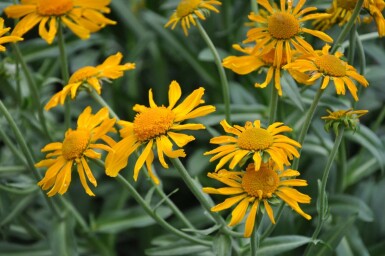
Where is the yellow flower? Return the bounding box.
[0,18,23,51]
[35,107,116,196]
[222,44,311,96]
[313,0,385,37]
[164,0,222,36]
[203,162,311,237]
[322,108,368,133]
[105,81,216,184]
[244,0,333,68]
[45,52,135,111]
[283,44,369,101]
[204,120,301,171]
[4,0,116,44]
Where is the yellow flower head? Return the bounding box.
[203,162,311,237]
[105,80,216,184]
[35,107,116,197]
[322,108,368,134]
[244,0,333,68]
[4,0,116,44]
[204,120,301,172]
[313,0,385,37]
[0,18,23,51]
[164,0,222,36]
[283,44,369,101]
[45,52,135,111]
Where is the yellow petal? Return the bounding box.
[133,140,154,181]
[229,197,250,226]
[244,200,259,237]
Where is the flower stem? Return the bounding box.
[304,128,345,255]
[250,210,263,256]
[268,84,278,124]
[89,88,120,121]
[170,158,244,237]
[196,20,231,123]
[292,86,324,170]
[57,20,71,129]
[0,100,61,218]
[11,44,52,140]
[331,0,364,54]
[251,0,259,14]
[115,174,211,246]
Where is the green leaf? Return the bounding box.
[329,194,374,222]
[0,194,36,227]
[213,234,232,256]
[306,215,356,256]
[93,206,172,234]
[281,73,304,111]
[0,242,51,256]
[49,216,78,256]
[345,125,385,172]
[346,155,379,187]
[146,242,210,256]
[251,236,312,256]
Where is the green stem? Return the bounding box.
[89,89,120,121]
[170,158,244,237]
[251,0,259,14]
[170,158,223,224]
[331,0,364,54]
[0,100,61,218]
[304,128,345,255]
[250,210,263,256]
[336,138,346,193]
[292,86,324,170]
[11,44,51,140]
[196,20,231,123]
[347,24,357,65]
[341,32,379,49]
[115,174,211,246]
[57,20,71,129]
[268,84,278,124]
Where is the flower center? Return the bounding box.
[315,55,346,77]
[133,107,176,142]
[176,0,201,17]
[37,0,74,16]
[261,48,287,66]
[241,163,279,198]
[62,130,91,160]
[337,0,357,9]
[237,127,273,151]
[267,12,300,39]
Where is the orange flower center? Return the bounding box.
[37,0,74,16]
[176,0,201,17]
[337,0,357,9]
[261,48,287,66]
[62,130,91,160]
[267,12,300,39]
[133,107,176,142]
[315,55,346,77]
[242,163,279,198]
[237,127,273,151]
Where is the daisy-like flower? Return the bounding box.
[0,18,23,51]
[105,81,216,184]
[164,0,222,36]
[35,107,116,196]
[244,0,333,68]
[4,0,116,44]
[283,44,369,101]
[203,162,311,237]
[322,108,368,134]
[222,44,311,96]
[313,0,385,37]
[45,52,135,111]
[204,119,301,171]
